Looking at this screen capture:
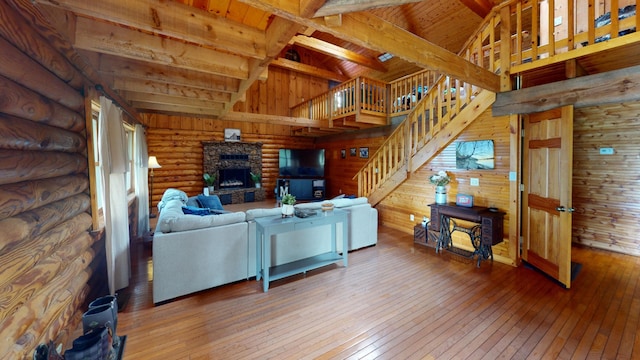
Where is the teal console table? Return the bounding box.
[255,208,348,292]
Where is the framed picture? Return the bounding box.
[341,149,346,159]
[456,139,494,169]
[359,147,369,158]
[224,128,241,142]
[350,148,357,157]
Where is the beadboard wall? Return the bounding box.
[573,102,640,256]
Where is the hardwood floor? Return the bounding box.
[119,213,640,359]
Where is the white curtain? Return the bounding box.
[98,96,131,294]
[134,124,150,235]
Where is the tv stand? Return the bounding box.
[277,178,325,201]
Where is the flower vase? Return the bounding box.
[435,186,447,204]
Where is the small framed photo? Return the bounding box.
[359,147,369,158]
[341,149,346,159]
[350,148,357,156]
[224,128,241,142]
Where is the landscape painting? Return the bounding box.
[456,140,494,169]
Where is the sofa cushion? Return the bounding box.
[245,207,282,221]
[294,197,369,211]
[332,197,368,208]
[158,199,246,233]
[196,195,224,211]
[169,212,246,232]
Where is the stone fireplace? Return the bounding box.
[202,141,265,204]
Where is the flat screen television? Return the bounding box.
[278,149,325,177]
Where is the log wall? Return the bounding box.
[0,1,105,358]
[142,114,316,205]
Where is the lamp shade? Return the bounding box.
[148,156,162,169]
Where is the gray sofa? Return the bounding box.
[152,189,378,304]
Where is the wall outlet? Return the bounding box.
[470,178,480,186]
[599,147,614,155]
[410,214,415,221]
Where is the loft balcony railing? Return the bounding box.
[290,77,387,126]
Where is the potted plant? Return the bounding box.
[203,173,216,195]
[250,172,262,188]
[281,193,296,217]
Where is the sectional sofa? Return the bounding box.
[152,189,378,304]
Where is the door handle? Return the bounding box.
[556,206,575,213]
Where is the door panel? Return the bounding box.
[522,106,573,288]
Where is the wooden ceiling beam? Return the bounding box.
[74,17,250,79]
[493,64,640,116]
[270,57,350,82]
[33,0,266,59]
[111,77,232,103]
[221,112,323,127]
[223,16,305,116]
[132,101,225,117]
[291,35,387,72]
[91,53,241,94]
[459,0,495,19]
[239,0,500,92]
[121,91,226,110]
[314,0,424,17]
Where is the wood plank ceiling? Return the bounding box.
[31,0,497,124]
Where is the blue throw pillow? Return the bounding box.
[182,206,211,216]
[196,195,224,211]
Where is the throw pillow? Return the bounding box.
[186,196,200,207]
[182,206,211,216]
[196,195,224,211]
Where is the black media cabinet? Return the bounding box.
[277,178,325,201]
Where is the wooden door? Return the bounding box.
[522,106,574,288]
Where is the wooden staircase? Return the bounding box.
[354,76,495,206]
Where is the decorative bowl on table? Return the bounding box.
[321,202,335,212]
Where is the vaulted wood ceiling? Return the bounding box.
[32,0,500,121]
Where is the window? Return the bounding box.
[123,124,135,194]
[89,100,136,228]
[91,101,104,212]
